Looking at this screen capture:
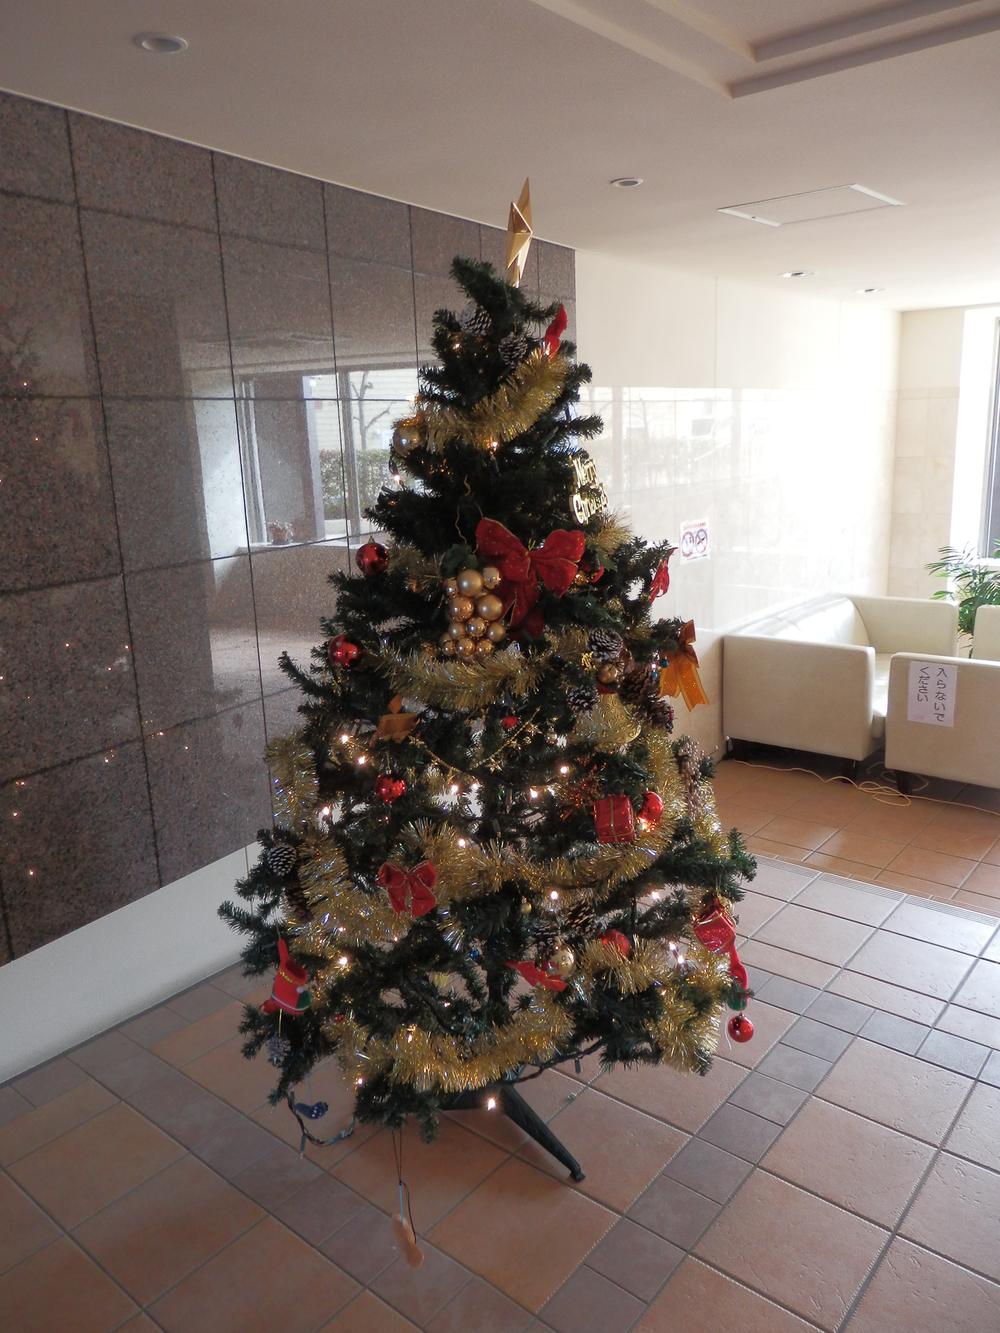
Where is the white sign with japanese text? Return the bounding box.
[907,661,957,726]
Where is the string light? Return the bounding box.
[339,733,350,743]
[486,1096,497,1110]
[337,955,349,968]
[528,787,539,799]
[549,890,559,902]
[558,764,570,775]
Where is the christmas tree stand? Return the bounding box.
[445,1078,585,1181]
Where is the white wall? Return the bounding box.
[576,251,900,755]
[0,848,247,1082]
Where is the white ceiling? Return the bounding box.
[4,0,1000,309]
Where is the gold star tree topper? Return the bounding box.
[505,179,533,288]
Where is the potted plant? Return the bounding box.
[926,543,1000,648]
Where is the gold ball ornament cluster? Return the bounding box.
[438,565,505,658]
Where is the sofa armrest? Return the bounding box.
[885,652,1000,788]
[851,595,958,656]
[723,635,876,760]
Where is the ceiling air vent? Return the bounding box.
[718,184,903,227]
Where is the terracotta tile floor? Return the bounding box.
[4,758,1000,1329]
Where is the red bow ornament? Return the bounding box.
[692,900,748,990]
[543,305,568,358]
[475,518,585,636]
[377,860,438,917]
[507,960,567,992]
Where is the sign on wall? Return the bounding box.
[679,519,710,562]
[907,661,957,726]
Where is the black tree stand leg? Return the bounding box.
[445,1082,585,1181]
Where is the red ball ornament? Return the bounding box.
[356,540,389,576]
[601,930,631,957]
[727,1014,754,1043]
[375,774,407,804]
[501,715,519,731]
[328,634,361,668]
[639,791,664,826]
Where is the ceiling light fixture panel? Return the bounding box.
[719,183,903,227]
[134,33,189,54]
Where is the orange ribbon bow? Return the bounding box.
[658,620,709,710]
[377,860,438,917]
[475,518,585,636]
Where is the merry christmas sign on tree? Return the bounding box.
[221,187,755,1177]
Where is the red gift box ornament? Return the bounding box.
[328,634,361,668]
[261,938,311,1015]
[377,860,438,918]
[693,900,749,992]
[592,794,636,845]
[475,517,585,638]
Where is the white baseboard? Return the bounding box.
[0,845,253,1083]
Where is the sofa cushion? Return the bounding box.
[788,598,869,646]
[871,653,891,740]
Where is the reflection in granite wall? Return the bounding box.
[0,90,576,960]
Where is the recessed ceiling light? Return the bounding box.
[856,287,885,294]
[134,33,188,54]
[610,176,644,189]
[780,270,815,278]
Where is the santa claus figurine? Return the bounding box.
[261,938,311,1015]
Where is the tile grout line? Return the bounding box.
[833,1072,986,1331]
[62,109,164,892]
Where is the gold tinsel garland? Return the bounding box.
[376,645,546,710]
[267,735,319,828]
[411,349,569,451]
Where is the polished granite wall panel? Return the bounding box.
[0,397,120,591]
[0,577,140,782]
[68,115,217,230]
[1,193,100,397]
[0,741,159,955]
[79,209,233,399]
[214,154,326,249]
[126,557,260,734]
[0,88,575,958]
[0,93,74,201]
[143,701,271,886]
[102,398,248,570]
[325,184,412,267]
[221,235,336,390]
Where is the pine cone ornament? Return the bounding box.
[285,881,312,924]
[267,1032,291,1067]
[567,682,598,713]
[532,914,561,960]
[563,897,597,940]
[458,303,492,336]
[499,331,531,369]
[588,628,624,663]
[266,843,297,877]
[641,696,675,731]
[620,662,654,708]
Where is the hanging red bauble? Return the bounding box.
[328,634,361,667]
[727,1014,754,1043]
[375,774,407,803]
[639,791,664,826]
[501,715,519,730]
[356,541,389,576]
[601,929,631,957]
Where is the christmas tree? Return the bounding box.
[220,203,755,1156]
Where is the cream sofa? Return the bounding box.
[723,595,959,764]
[885,604,1000,789]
